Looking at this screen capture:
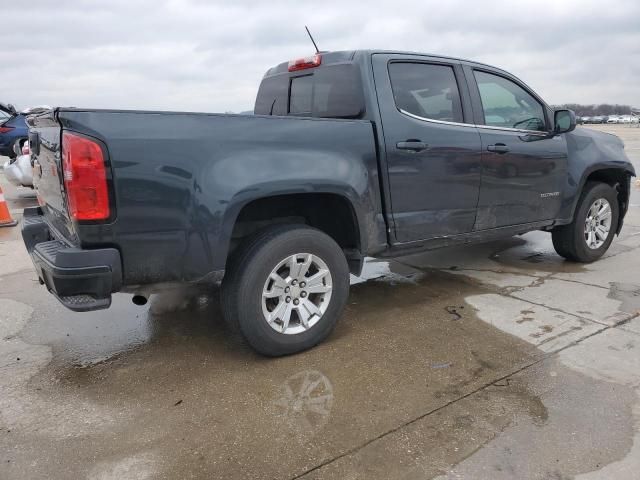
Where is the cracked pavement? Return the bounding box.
[1,124,639,479]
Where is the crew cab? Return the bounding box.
[22,50,635,355]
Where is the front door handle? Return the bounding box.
[487,143,510,154]
[396,140,429,152]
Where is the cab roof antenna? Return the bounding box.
[305,26,321,54]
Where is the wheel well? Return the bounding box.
[229,193,362,271]
[584,168,631,231]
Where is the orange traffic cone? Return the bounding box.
[0,186,18,227]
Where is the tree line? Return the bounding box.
[553,104,634,116]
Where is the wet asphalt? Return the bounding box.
[1,125,639,479]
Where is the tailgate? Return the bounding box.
[28,109,77,243]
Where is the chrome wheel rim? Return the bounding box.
[261,253,333,335]
[584,198,612,250]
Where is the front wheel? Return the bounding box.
[221,225,350,356]
[552,181,619,262]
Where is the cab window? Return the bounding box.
[388,62,464,123]
[474,70,546,131]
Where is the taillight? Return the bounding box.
[288,54,322,72]
[0,126,14,134]
[62,131,110,221]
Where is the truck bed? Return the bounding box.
[27,109,385,288]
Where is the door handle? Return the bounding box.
[487,143,510,154]
[396,140,429,152]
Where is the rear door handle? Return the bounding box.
[487,144,510,154]
[396,140,429,152]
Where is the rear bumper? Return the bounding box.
[21,207,122,311]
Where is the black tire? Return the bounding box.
[221,224,350,356]
[552,182,619,262]
[8,138,27,159]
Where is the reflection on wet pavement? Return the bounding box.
[3,257,542,479]
[273,370,334,438]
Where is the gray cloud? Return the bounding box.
[1,0,638,112]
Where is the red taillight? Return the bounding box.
[0,126,14,134]
[288,54,322,72]
[62,131,110,221]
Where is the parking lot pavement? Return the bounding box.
[1,126,639,479]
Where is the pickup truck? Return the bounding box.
[22,50,635,356]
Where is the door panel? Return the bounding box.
[467,67,568,229]
[373,54,482,243]
[475,129,568,229]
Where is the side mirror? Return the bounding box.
[554,109,576,134]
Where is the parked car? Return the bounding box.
[581,116,591,124]
[607,116,620,124]
[22,50,636,355]
[0,103,29,158]
[591,116,605,124]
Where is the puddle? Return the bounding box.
[5,257,543,479]
[303,356,636,480]
[608,282,640,313]
[398,231,588,275]
[488,231,586,274]
[351,257,425,285]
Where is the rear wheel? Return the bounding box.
[552,182,619,262]
[221,225,350,356]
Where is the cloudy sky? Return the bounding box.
[1,0,638,113]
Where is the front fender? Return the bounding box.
[557,128,635,223]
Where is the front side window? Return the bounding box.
[389,62,464,123]
[474,71,546,131]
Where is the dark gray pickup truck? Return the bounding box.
[23,50,635,355]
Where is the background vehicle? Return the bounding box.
[22,50,635,355]
[606,115,620,124]
[591,116,604,124]
[0,103,29,158]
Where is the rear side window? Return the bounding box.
[254,64,364,119]
[289,75,313,114]
[254,75,289,116]
[388,62,463,123]
[474,70,546,131]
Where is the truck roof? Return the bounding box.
[264,49,511,78]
